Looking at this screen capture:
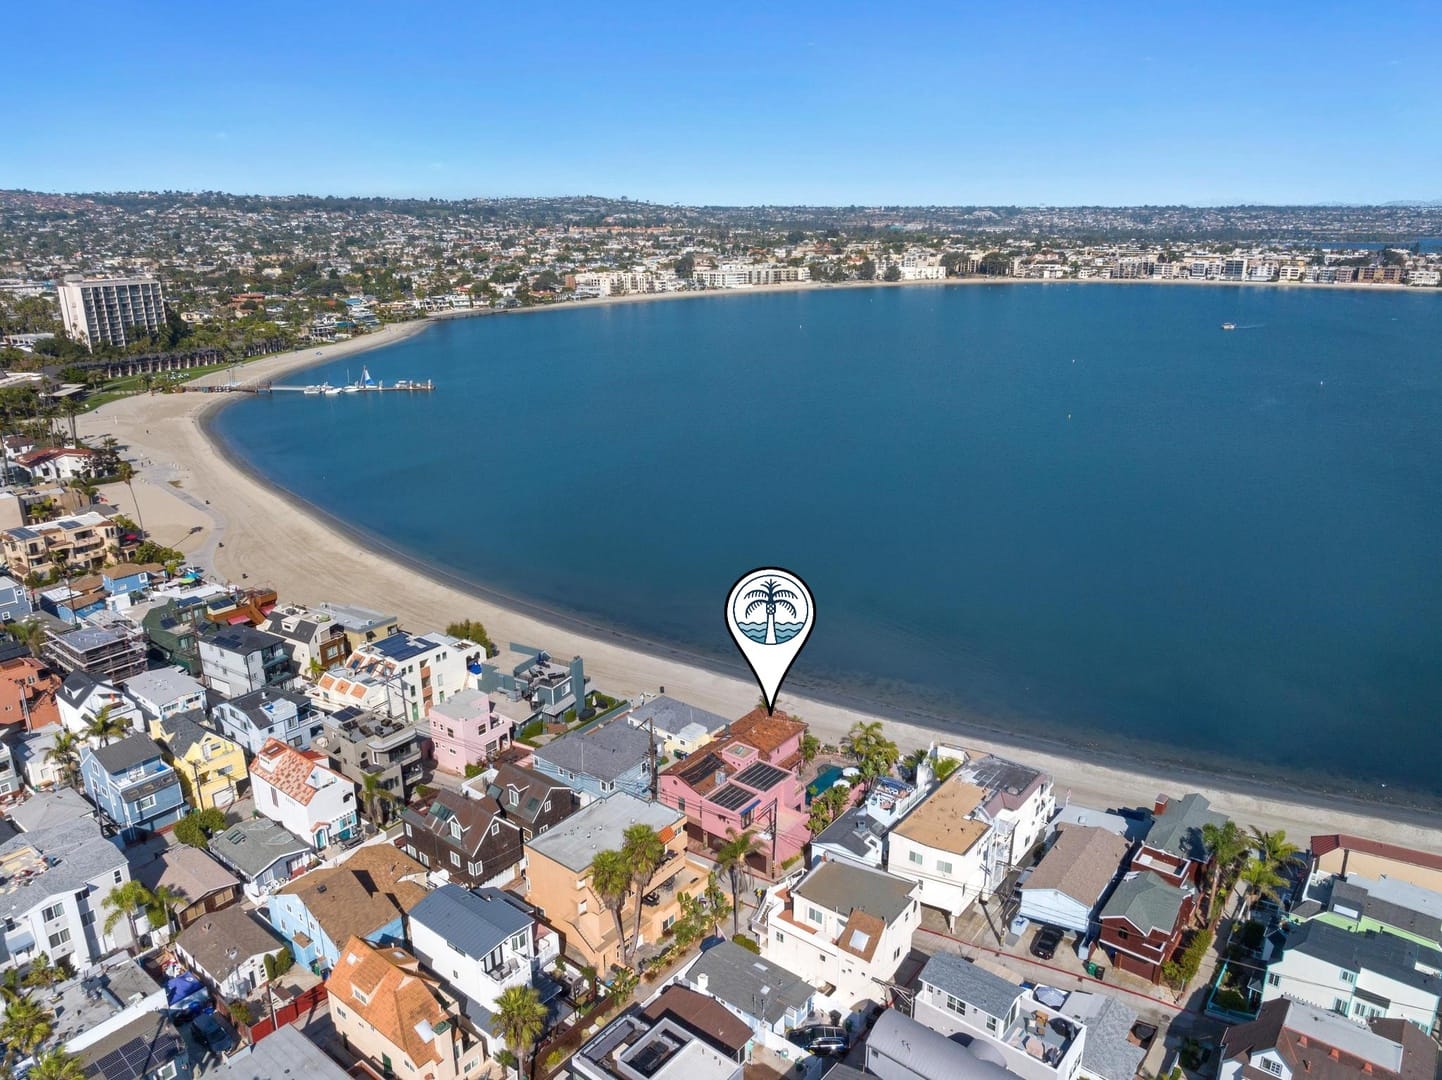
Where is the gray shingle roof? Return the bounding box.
[1284,921,1442,994]
[625,696,729,739]
[684,941,812,1025]
[1144,792,1226,863]
[87,734,164,775]
[0,817,127,922]
[208,817,311,879]
[1061,992,1145,1080]
[812,807,888,860]
[794,860,916,923]
[156,710,214,758]
[175,907,283,983]
[1100,872,1186,934]
[918,952,1021,1019]
[533,718,655,782]
[409,884,533,959]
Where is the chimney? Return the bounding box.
[696,972,709,993]
[1154,795,1170,816]
[1329,1050,1340,1060]
[1298,1037,1308,1047]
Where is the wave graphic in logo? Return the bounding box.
[735,621,807,644]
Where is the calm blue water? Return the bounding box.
[212,285,1442,800]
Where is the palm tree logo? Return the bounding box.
[743,578,799,645]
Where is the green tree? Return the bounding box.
[799,733,820,767]
[148,884,188,933]
[674,253,696,279]
[589,850,632,960]
[857,258,877,281]
[0,993,54,1072]
[494,984,547,1080]
[359,770,399,825]
[24,1046,85,1080]
[45,729,82,790]
[85,704,129,746]
[1236,828,1299,918]
[842,720,899,792]
[1199,820,1249,924]
[173,807,228,847]
[716,829,761,936]
[102,880,153,942]
[933,755,961,781]
[883,264,902,282]
[622,825,666,957]
[114,460,144,536]
[445,619,495,656]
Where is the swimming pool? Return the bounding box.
[806,765,848,804]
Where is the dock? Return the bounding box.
[188,380,436,395]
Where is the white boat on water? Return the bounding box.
[343,385,360,393]
[323,385,342,396]
[303,385,322,395]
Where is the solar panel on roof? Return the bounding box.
[734,762,789,792]
[710,784,755,812]
[678,752,725,787]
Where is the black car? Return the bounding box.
[192,1011,235,1055]
[1030,925,1065,960]
[788,1025,849,1056]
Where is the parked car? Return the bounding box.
[788,1025,849,1056]
[1031,925,1065,960]
[192,1011,235,1055]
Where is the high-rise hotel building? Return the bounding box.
[56,275,167,350]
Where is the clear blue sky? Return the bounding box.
[7,1,1438,205]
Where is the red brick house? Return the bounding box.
[1131,792,1226,888]
[1096,870,1196,982]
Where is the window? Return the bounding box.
[678,798,686,815]
[509,789,519,807]
[986,1016,999,1034]
[405,823,413,837]
[1261,1060,1282,1076]
[48,929,71,948]
[42,903,64,922]
[944,994,965,1016]
[1339,969,1355,983]
[908,851,923,866]
[1332,999,1350,1016]
[807,906,824,924]
[663,914,676,931]
[1266,973,1281,987]
[450,852,462,868]
[469,861,482,877]
[577,900,588,916]
[937,860,953,875]
[136,794,157,811]
[600,780,614,793]
[449,821,463,840]
[353,987,370,1005]
[114,870,124,884]
[775,931,785,943]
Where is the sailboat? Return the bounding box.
[361,366,376,390]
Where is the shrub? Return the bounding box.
[272,948,294,976]
[174,807,227,848]
[545,1049,567,1072]
[464,763,484,779]
[228,1001,253,1025]
[413,784,435,800]
[731,934,761,954]
[1213,988,1250,1013]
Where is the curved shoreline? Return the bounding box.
[80,295,1442,854]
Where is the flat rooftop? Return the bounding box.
[527,793,682,873]
[892,775,990,853]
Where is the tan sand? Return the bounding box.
[76,315,1442,853]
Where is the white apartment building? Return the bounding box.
[56,276,167,351]
[886,773,993,926]
[572,270,676,297]
[1,813,134,971]
[763,858,920,1020]
[337,630,484,722]
[693,264,811,288]
[955,752,1056,895]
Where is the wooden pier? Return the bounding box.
[188,380,436,395]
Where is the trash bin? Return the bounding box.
[1085,962,1105,980]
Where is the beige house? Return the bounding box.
[1,511,121,579]
[524,792,700,972]
[1311,834,1442,894]
[326,936,490,1080]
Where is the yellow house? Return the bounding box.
[151,713,246,810]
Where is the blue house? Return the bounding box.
[102,563,157,597]
[0,575,34,624]
[267,844,425,976]
[530,716,656,802]
[80,734,187,843]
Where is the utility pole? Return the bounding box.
[648,717,658,800]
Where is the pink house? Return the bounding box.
[428,688,527,775]
[658,709,809,877]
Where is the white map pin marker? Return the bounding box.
[726,567,815,714]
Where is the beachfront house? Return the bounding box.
[312,601,399,651]
[1261,919,1442,1030]
[474,644,588,724]
[524,793,698,972]
[531,716,657,802]
[339,630,484,723]
[428,687,524,774]
[1096,871,1196,983]
[1018,825,1132,937]
[259,603,351,675]
[950,752,1057,894]
[1131,792,1226,889]
[249,736,358,849]
[1305,873,1442,952]
[79,734,187,843]
[211,685,318,753]
[658,716,809,875]
[269,845,426,975]
[197,624,294,697]
[1310,835,1442,894]
[886,772,994,928]
[622,694,730,758]
[809,776,927,871]
[399,788,525,888]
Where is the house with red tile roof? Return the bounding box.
[249,736,358,849]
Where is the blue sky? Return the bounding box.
[6,1,1438,205]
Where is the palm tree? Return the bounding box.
[26,1047,85,1080]
[716,829,762,936]
[702,872,731,938]
[493,984,547,1080]
[0,967,25,1003]
[1235,828,1300,918]
[114,460,145,537]
[622,825,666,957]
[22,952,60,991]
[1200,820,1249,924]
[359,771,399,825]
[45,729,81,790]
[842,720,898,794]
[21,574,45,611]
[148,884,188,936]
[0,992,55,1068]
[742,578,799,645]
[102,880,153,946]
[799,733,820,767]
[589,850,631,960]
[85,704,129,746]
[51,551,73,624]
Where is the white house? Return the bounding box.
[0,813,134,971]
[1017,825,1131,936]
[677,941,815,1054]
[810,775,931,871]
[212,686,317,754]
[407,885,558,1022]
[248,737,359,850]
[56,670,142,737]
[337,630,484,723]
[886,773,993,927]
[952,752,1056,895]
[123,668,207,724]
[1261,920,1442,1030]
[763,859,920,1022]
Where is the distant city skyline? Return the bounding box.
[6,2,1438,205]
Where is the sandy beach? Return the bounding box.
[77,311,1442,855]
